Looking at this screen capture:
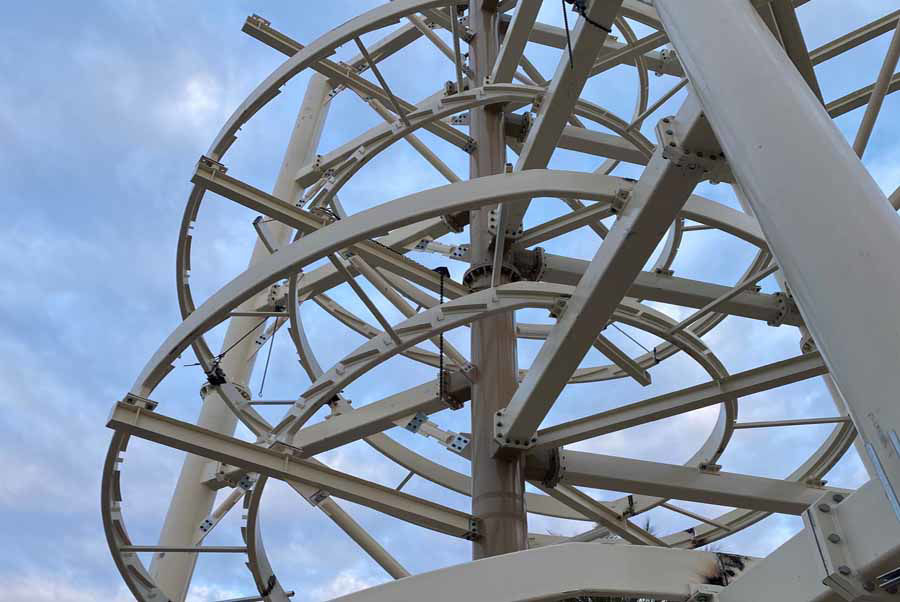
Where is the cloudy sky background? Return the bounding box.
[1,1,899,600]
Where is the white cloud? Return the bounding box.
[0,575,132,602]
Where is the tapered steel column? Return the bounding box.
[658,0,900,520]
[467,0,528,559]
[150,74,332,601]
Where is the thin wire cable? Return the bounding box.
[258,325,277,396]
[610,323,652,354]
[182,317,268,368]
[562,0,575,70]
[216,317,269,364]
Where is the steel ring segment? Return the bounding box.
[102,432,175,602]
[295,84,655,213]
[208,0,462,161]
[244,475,293,602]
[273,284,734,440]
[282,285,734,523]
[135,170,633,395]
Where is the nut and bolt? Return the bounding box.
[827,533,841,544]
[818,503,831,513]
[838,565,852,576]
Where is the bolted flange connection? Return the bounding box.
[656,116,732,183]
[463,262,522,291]
[493,408,538,450]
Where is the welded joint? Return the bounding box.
[462,261,522,291]
[803,491,891,600]
[548,297,568,319]
[197,155,228,178]
[493,408,538,450]
[441,211,469,233]
[609,186,633,214]
[688,585,722,602]
[121,393,158,412]
[800,332,818,353]
[541,448,567,488]
[656,117,732,182]
[511,247,545,281]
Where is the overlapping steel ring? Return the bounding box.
[103,2,854,600]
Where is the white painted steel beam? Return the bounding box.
[810,10,900,65]
[496,97,714,447]
[592,332,652,386]
[505,0,623,231]
[666,263,780,335]
[536,483,667,546]
[770,1,824,102]
[658,0,900,523]
[534,352,827,449]
[490,0,542,84]
[852,17,900,157]
[541,255,803,326]
[107,402,475,538]
[327,542,731,602]
[550,450,827,514]
[498,15,681,76]
[826,72,900,118]
[717,479,900,602]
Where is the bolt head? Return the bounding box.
[863,582,876,592]
[838,565,852,576]
[818,503,831,513]
[832,493,845,503]
[827,533,841,544]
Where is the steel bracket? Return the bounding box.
[803,491,891,600]
[441,211,469,233]
[450,243,471,261]
[656,117,731,182]
[511,247,545,282]
[447,433,471,453]
[121,393,158,411]
[405,411,428,433]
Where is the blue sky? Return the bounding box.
[1,1,899,600]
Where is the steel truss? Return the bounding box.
[104,1,900,601]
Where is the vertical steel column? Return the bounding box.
[657,0,900,520]
[467,0,528,559]
[150,74,332,601]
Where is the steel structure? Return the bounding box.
[104,1,900,601]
